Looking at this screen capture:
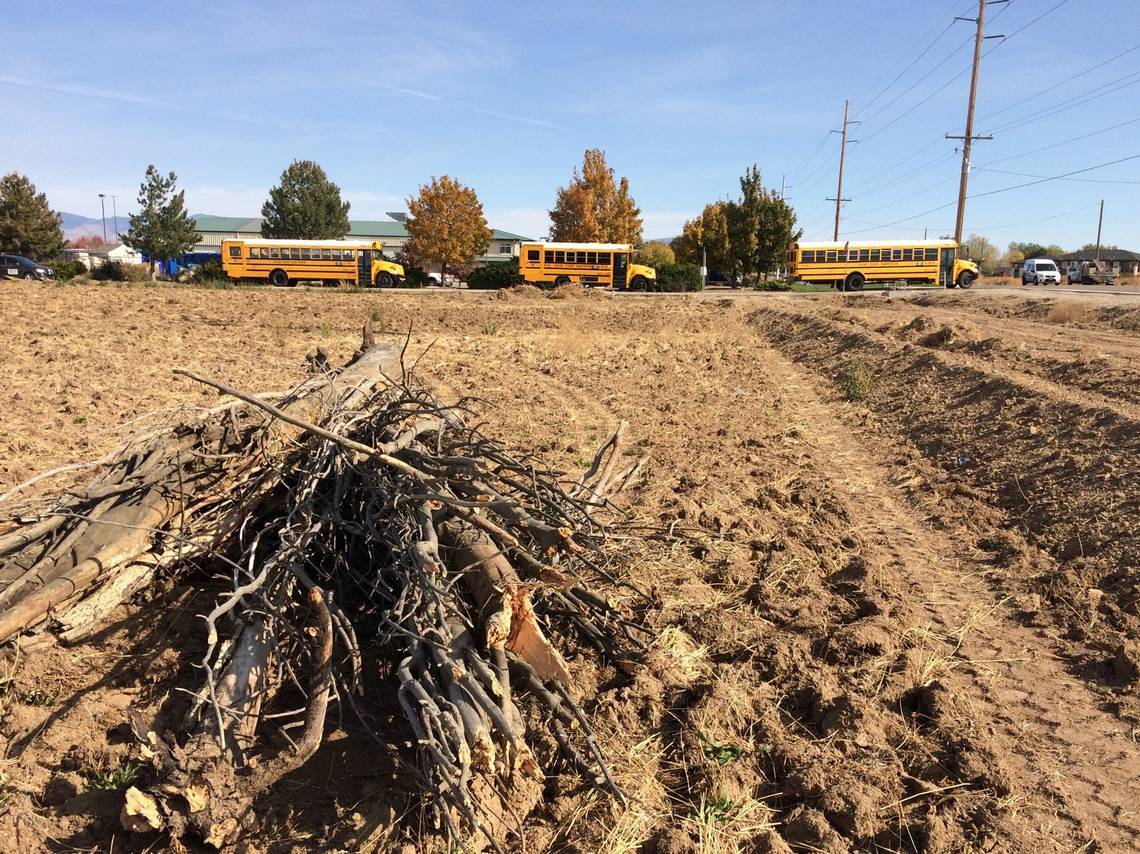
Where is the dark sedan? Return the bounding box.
[0,254,53,279]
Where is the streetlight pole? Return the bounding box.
[111,195,118,241]
[1095,199,1104,261]
[98,194,107,244]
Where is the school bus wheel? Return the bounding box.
[554,276,570,286]
[956,271,976,290]
[844,272,865,292]
[375,271,395,288]
[630,275,649,291]
[269,269,290,287]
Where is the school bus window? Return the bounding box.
[826,250,837,263]
[599,252,610,263]
[891,249,902,261]
[544,251,553,263]
[330,249,339,260]
[587,251,597,264]
[869,249,879,262]
[576,251,586,263]
[301,248,311,260]
[902,248,913,261]
[321,249,331,260]
[229,246,240,258]
[528,249,540,261]
[554,251,565,263]
[289,248,298,259]
[344,250,354,260]
[925,248,937,261]
[268,247,278,259]
[859,249,869,262]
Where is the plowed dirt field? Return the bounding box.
[1,281,1139,853]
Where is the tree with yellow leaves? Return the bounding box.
[549,149,642,244]
[405,176,493,281]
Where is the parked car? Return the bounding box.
[1066,260,1118,286]
[426,272,458,287]
[1021,258,1060,286]
[0,253,53,280]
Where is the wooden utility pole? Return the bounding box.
[1095,199,1104,260]
[948,0,1005,244]
[827,100,854,241]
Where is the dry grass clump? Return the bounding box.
[1047,300,1091,324]
[835,359,877,402]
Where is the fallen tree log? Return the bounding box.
[0,331,649,850]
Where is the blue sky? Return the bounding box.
[3,0,1137,248]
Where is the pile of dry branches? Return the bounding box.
[0,333,648,850]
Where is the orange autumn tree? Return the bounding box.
[549,149,642,244]
[405,176,493,281]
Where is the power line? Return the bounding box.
[967,202,1100,231]
[977,44,1140,124]
[980,115,1140,166]
[975,165,1140,184]
[844,152,1140,234]
[984,69,1140,134]
[787,132,833,182]
[850,0,973,115]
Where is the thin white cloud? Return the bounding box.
[355,77,565,131]
[366,82,442,101]
[461,105,568,131]
[0,75,167,108]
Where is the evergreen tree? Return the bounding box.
[549,149,642,244]
[123,166,200,275]
[0,172,65,260]
[261,160,350,239]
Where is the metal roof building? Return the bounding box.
[192,215,532,266]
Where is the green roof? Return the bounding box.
[193,215,529,242]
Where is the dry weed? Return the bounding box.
[1047,300,1090,324]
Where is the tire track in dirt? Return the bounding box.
[751,297,1140,728]
[758,344,1140,851]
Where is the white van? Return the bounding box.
[1022,258,1061,286]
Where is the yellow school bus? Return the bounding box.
[786,239,979,291]
[220,238,405,288]
[518,242,657,290]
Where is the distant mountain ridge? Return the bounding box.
[60,212,131,243]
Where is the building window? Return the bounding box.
[499,243,511,254]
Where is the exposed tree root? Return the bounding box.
[0,336,647,850]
